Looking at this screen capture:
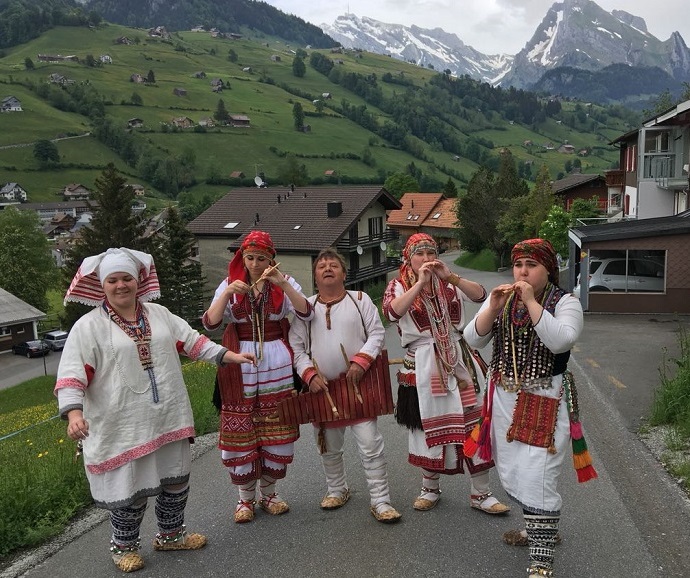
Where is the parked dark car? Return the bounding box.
[12,340,51,358]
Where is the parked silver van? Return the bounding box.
[43,330,69,351]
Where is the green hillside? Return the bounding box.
[0,23,636,206]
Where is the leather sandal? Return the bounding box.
[234,499,255,523]
[370,503,402,523]
[258,493,290,515]
[470,491,511,515]
[320,489,350,510]
[110,541,145,573]
[503,528,562,546]
[413,487,441,511]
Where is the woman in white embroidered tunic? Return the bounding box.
[464,238,596,578]
[202,231,313,524]
[382,233,509,516]
[55,248,255,573]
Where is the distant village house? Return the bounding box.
[62,183,91,201]
[0,182,28,202]
[1,96,22,112]
[172,87,187,97]
[229,114,250,128]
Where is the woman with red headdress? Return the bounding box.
[202,231,313,524]
[382,234,509,516]
[464,238,596,578]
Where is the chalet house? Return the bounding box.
[191,26,205,32]
[127,118,144,129]
[242,67,252,73]
[0,182,28,202]
[229,114,250,128]
[115,37,133,45]
[127,184,146,196]
[565,99,690,313]
[387,192,459,251]
[212,84,223,93]
[171,117,194,128]
[62,183,91,201]
[229,33,243,40]
[229,171,245,178]
[148,26,170,39]
[210,78,223,88]
[0,288,46,352]
[194,71,206,78]
[558,144,576,154]
[48,73,73,85]
[15,201,97,222]
[324,170,336,177]
[270,54,282,62]
[321,92,332,99]
[44,212,77,235]
[552,173,611,214]
[198,117,215,128]
[173,87,187,97]
[37,54,77,63]
[187,186,402,296]
[130,74,146,84]
[99,54,113,64]
[1,96,22,112]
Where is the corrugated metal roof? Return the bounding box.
[571,210,690,242]
[0,288,46,325]
[188,186,401,252]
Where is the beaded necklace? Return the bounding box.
[420,275,458,388]
[105,302,160,403]
[248,281,270,361]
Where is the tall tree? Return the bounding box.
[383,172,419,198]
[524,164,556,236]
[292,55,306,78]
[442,177,458,198]
[0,207,57,312]
[456,166,500,255]
[62,164,149,328]
[147,69,156,84]
[154,206,206,325]
[214,98,229,123]
[277,154,309,186]
[292,102,304,131]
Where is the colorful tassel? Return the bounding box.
[570,419,597,483]
[571,437,588,454]
[477,419,492,461]
[463,424,480,457]
[570,420,583,439]
[576,464,598,483]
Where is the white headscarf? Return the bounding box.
[64,248,161,307]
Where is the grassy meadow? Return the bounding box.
[0,360,220,562]
[0,22,626,204]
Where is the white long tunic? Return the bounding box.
[55,303,227,508]
[464,294,583,514]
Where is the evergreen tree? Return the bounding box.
[62,164,149,329]
[33,139,60,165]
[0,207,58,312]
[442,177,458,198]
[24,57,34,70]
[292,56,306,78]
[277,154,309,186]
[292,102,304,131]
[147,69,156,84]
[456,166,501,256]
[525,164,556,236]
[214,98,229,123]
[154,206,206,325]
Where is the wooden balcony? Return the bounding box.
[346,257,401,286]
[337,228,400,252]
[604,169,625,187]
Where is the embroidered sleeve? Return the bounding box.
[382,279,403,321]
[55,315,98,404]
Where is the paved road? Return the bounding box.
[3,256,690,577]
[0,350,61,391]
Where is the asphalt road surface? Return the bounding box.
[2,257,689,578]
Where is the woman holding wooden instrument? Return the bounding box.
[202,231,313,524]
[382,233,509,515]
[464,238,596,578]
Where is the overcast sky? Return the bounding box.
[263,0,688,55]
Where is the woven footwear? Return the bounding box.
[234,499,255,523]
[320,489,350,510]
[413,487,441,511]
[503,529,562,546]
[153,527,207,551]
[527,565,554,577]
[258,493,290,515]
[470,491,511,515]
[370,503,402,524]
[110,541,144,573]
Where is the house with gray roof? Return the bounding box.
[187,186,402,296]
[0,288,46,352]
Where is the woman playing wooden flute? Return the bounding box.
[202,231,313,523]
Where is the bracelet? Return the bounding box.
[449,273,461,286]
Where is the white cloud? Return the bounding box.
[264,0,689,55]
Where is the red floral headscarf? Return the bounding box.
[399,233,438,290]
[511,238,559,284]
[228,230,283,310]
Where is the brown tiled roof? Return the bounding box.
[187,186,401,252]
[387,192,444,229]
[421,197,458,229]
[552,173,604,194]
